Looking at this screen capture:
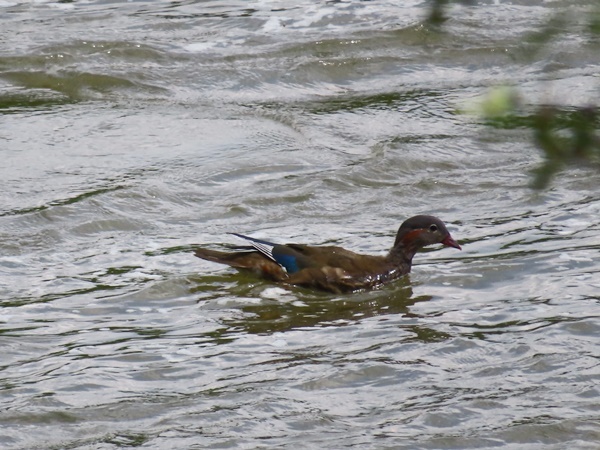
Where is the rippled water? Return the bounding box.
[1,1,600,448]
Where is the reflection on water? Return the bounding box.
[194,277,426,334]
[1,0,600,448]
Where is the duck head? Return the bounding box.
[392,215,461,256]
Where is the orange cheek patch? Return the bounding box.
[401,229,424,244]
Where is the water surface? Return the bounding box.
[1,1,599,448]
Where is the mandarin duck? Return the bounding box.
[194,215,461,293]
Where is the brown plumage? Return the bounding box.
[194,215,461,293]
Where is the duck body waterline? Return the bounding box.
[194,215,461,293]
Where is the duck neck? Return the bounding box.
[386,242,417,270]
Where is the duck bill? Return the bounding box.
[441,234,461,250]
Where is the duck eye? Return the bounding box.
[429,224,438,232]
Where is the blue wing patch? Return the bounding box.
[231,233,300,274]
[271,251,299,274]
